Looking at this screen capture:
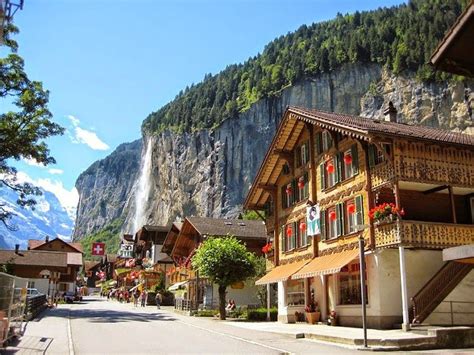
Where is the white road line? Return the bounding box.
[177,320,294,354]
[67,307,75,355]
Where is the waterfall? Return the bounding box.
[131,136,153,234]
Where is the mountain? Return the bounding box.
[72,0,473,244]
[0,187,74,249]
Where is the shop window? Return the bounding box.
[338,262,368,305]
[287,279,305,306]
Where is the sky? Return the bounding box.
[4,0,405,217]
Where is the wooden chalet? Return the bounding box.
[245,105,474,328]
[166,217,266,311]
[27,237,83,293]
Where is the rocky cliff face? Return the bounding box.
[73,140,142,239]
[73,64,473,239]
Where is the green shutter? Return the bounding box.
[335,153,343,183]
[355,195,364,227]
[368,145,376,167]
[319,210,326,240]
[319,164,325,190]
[281,225,286,252]
[336,203,344,237]
[292,179,297,204]
[281,186,286,209]
[315,132,322,155]
[304,171,309,199]
[351,144,359,175]
[304,141,310,164]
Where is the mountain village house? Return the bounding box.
[245,105,474,329]
[162,217,267,312]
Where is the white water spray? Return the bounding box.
[131,136,153,234]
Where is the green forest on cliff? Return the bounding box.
[142,0,468,134]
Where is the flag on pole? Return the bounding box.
[92,242,106,256]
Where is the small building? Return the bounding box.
[165,217,267,311]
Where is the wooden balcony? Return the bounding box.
[370,162,395,189]
[374,220,474,249]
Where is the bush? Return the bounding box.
[246,307,278,321]
[194,309,219,317]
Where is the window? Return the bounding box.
[327,207,339,240]
[297,173,309,201]
[297,218,308,247]
[368,143,392,167]
[338,262,368,305]
[281,223,296,251]
[341,144,359,179]
[282,174,309,209]
[315,131,334,155]
[296,141,310,168]
[287,279,305,306]
[321,157,338,190]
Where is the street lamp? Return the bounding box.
[355,224,369,348]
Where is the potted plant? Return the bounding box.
[305,301,320,324]
[368,203,405,224]
[328,310,337,326]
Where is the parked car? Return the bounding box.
[26,288,43,297]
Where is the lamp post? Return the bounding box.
[356,224,369,348]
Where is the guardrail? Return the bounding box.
[25,295,47,321]
[430,300,474,325]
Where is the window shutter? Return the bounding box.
[335,153,343,183]
[368,145,376,167]
[304,171,309,199]
[304,141,310,164]
[281,225,286,252]
[315,132,322,155]
[355,195,364,227]
[319,210,326,240]
[336,203,344,237]
[281,186,287,209]
[319,164,325,190]
[292,179,297,204]
[351,144,359,175]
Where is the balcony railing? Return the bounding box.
[370,162,396,189]
[374,220,474,249]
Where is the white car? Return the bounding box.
[26,288,43,297]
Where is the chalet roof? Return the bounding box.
[161,222,183,255]
[28,238,83,253]
[84,261,101,271]
[143,225,170,233]
[430,2,474,77]
[0,250,68,268]
[244,106,474,210]
[123,234,134,242]
[289,107,474,147]
[185,217,266,240]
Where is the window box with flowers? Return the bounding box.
[261,242,274,258]
[368,203,405,225]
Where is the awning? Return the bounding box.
[168,280,188,291]
[255,259,311,285]
[292,248,360,280]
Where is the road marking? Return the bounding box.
[67,307,75,355]
[177,320,294,354]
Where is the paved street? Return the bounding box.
[9,296,359,354]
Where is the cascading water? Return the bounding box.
[130,136,153,234]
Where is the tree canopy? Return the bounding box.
[192,236,257,319]
[0,24,64,229]
[142,0,468,134]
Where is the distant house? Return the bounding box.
[164,217,267,311]
[27,237,83,293]
[84,261,101,288]
[0,248,68,296]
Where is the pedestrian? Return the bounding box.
[133,290,140,307]
[155,292,161,309]
[140,290,147,307]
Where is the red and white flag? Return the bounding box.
[91,242,105,256]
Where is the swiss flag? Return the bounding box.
[92,242,105,256]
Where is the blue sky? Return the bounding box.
[6,0,404,215]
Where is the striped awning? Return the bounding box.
[255,259,311,285]
[292,249,360,280]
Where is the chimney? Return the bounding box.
[383,101,398,122]
[15,244,20,254]
[45,235,49,243]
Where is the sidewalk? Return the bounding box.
[223,320,474,351]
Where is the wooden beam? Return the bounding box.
[254,210,266,221]
[423,185,449,195]
[257,184,277,192]
[448,185,457,224]
[274,149,293,162]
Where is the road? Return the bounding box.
[10,296,359,354]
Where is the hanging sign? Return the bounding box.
[306,204,320,236]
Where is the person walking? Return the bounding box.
[140,290,147,307]
[133,290,140,307]
[155,292,161,309]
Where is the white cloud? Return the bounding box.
[16,172,79,220]
[23,158,45,168]
[66,114,109,151]
[74,127,110,150]
[48,168,64,175]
